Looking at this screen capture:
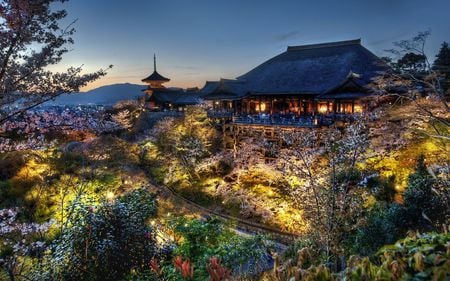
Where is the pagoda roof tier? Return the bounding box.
[142,54,170,83]
[142,70,170,83]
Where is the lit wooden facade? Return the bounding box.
[200,39,387,122]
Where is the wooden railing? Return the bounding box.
[207,110,234,118]
[233,115,318,127]
[207,111,359,127]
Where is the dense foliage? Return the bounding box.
[350,156,449,256]
[158,216,272,280]
[31,188,157,281]
[433,41,450,93]
[262,232,450,281]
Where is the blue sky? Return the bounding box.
[52,0,450,90]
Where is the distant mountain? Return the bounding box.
[45,83,146,106]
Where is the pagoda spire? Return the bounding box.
[142,53,170,87]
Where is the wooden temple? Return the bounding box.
[199,39,388,126]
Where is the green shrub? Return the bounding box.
[348,156,448,256]
[402,155,448,231]
[0,152,27,180]
[163,217,271,280]
[343,232,450,280]
[349,203,403,256]
[51,151,84,174]
[277,232,449,281]
[32,188,158,281]
[366,175,396,202]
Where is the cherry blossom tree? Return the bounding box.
[277,118,370,261]
[0,0,111,125]
[0,208,54,281]
[0,107,121,152]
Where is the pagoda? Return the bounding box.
[142,54,170,94]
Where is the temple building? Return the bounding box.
[142,55,201,111]
[200,39,388,126]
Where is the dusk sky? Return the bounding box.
[53,0,450,91]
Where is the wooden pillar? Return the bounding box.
[351,100,355,114]
[270,99,274,115]
[257,96,260,114]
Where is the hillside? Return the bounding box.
[45,83,146,106]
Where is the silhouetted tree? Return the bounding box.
[0,0,111,125]
[433,42,450,94]
[375,31,449,140]
[397,52,426,72]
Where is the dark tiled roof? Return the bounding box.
[240,39,387,95]
[201,39,388,99]
[198,81,219,97]
[203,79,248,100]
[152,89,202,105]
[142,70,170,83]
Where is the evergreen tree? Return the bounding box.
[433,42,450,93]
[397,52,426,72]
[402,155,447,231]
[350,156,448,256]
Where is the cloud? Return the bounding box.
[274,30,300,42]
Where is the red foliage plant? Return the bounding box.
[149,258,160,274]
[174,256,194,279]
[206,257,231,281]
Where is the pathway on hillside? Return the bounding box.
[147,179,300,246]
[133,125,300,246]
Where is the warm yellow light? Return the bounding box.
[354,104,363,113]
[151,220,156,226]
[106,191,115,200]
[268,190,274,196]
[260,103,266,112]
[319,104,327,113]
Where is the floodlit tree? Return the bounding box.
[278,118,370,262]
[31,189,157,281]
[375,31,449,141]
[0,0,111,125]
[0,208,54,281]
